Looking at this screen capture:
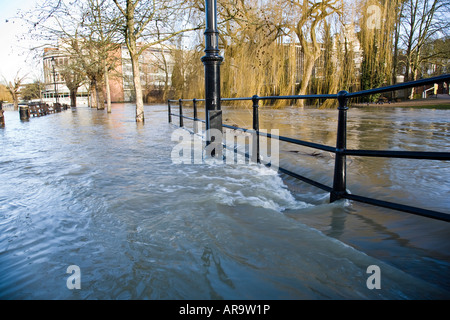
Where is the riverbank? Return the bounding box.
[351,94,450,109]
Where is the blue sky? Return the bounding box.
[0,0,41,83]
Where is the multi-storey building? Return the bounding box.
[42,47,90,105]
[119,43,174,102]
[42,41,174,105]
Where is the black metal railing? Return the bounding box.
[168,74,450,222]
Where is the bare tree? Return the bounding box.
[24,0,122,111]
[59,61,85,107]
[392,0,405,86]
[400,0,450,98]
[112,0,201,122]
[83,0,122,112]
[3,72,28,110]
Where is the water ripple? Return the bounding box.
[1,105,449,299]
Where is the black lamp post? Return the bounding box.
[51,57,59,104]
[201,0,223,154]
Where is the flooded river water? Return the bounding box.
[0,103,449,299]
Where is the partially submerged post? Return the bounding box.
[201,0,223,155]
[19,104,30,121]
[0,102,4,127]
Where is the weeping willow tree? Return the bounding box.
[290,1,361,109]
[358,0,401,102]
[0,85,13,103]
[218,0,288,104]
[175,0,402,108]
[314,20,336,99]
[174,0,357,109]
[220,37,292,102]
[182,48,205,99]
[169,34,205,100]
[280,0,343,107]
[175,0,291,106]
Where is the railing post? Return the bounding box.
[331,91,349,203]
[252,95,260,164]
[168,100,172,123]
[179,99,183,127]
[193,98,198,134]
[201,0,223,154]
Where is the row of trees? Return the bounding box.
[170,0,449,105]
[23,0,200,122]
[1,72,31,110]
[1,75,52,110]
[20,0,450,119]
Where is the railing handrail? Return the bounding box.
[347,74,450,98]
[167,73,450,222]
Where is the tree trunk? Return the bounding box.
[90,83,97,108]
[96,82,105,110]
[104,65,112,113]
[409,61,420,100]
[131,53,145,122]
[124,0,144,122]
[70,89,77,107]
[297,56,315,107]
[392,1,403,86]
[13,95,19,111]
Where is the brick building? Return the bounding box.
[42,41,174,105]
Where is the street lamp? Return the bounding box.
[202,0,223,156]
[51,57,59,104]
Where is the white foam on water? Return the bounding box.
[164,129,450,299]
[210,164,312,212]
[169,128,312,212]
[2,106,449,299]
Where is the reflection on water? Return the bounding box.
[0,104,449,299]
